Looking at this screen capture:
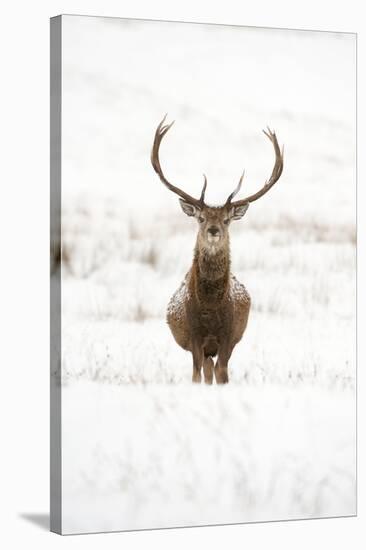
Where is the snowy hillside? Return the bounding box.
[56,16,356,534]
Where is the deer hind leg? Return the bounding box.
[203,356,214,385]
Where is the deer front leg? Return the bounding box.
[214,363,228,384]
[191,343,204,383]
[214,345,234,384]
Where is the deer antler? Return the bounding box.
[226,127,284,206]
[151,115,207,208]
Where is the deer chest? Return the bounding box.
[190,302,234,337]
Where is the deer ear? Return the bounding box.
[230,203,249,221]
[179,199,199,217]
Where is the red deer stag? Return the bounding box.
[151,116,284,384]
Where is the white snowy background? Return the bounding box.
[56,16,356,534]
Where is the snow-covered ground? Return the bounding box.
[56,16,356,533]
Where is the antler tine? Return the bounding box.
[226,170,245,205]
[151,115,207,208]
[200,174,208,204]
[229,128,284,207]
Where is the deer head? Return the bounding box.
[151,115,284,254]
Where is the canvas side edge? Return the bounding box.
[50,14,62,536]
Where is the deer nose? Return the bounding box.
[208,226,220,236]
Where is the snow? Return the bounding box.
[167,275,190,322]
[61,382,355,533]
[229,275,251,303]
[56,16,356,534]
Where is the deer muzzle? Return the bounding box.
[207,225,220,243]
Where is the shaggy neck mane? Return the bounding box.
[192,238,231,304]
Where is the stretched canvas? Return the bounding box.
[50,15,357,535]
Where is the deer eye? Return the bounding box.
[198,216,205,223]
